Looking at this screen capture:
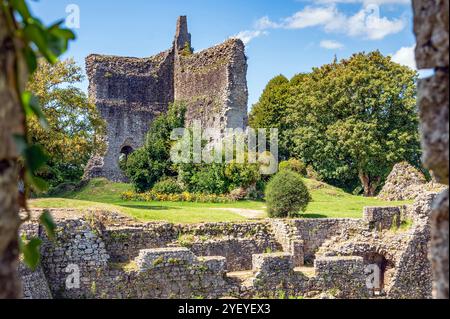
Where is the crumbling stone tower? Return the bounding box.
[85,16,248,182]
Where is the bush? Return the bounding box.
[279,159,307,176]
[152,178,183,194]
[225,159,261,190]
[265,170,311,218]
[228,188,248,201]
[187,163,230,195]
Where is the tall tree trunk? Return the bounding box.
[358,170,379,197]
[0,10,25,299]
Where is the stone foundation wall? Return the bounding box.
[19,200,434,299]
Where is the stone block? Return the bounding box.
[252,253,293,273]
[135,247,196,271]
[363,207,401,230]
[200,256,227,274]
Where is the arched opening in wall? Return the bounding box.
[364,253,394,297]
[119,145,134,171]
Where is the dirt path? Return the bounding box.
[211,208,266,219]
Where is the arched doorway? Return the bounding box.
[119,145,134,169]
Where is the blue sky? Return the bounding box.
[29,0,417,109]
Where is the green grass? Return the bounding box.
[29,178,410,223]
[300,179,410,219]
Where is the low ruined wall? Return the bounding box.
[187,238,280,272]
[246,253,369,299]
[285,219,363,264]
[92,248,232,299]
[102,223,178,262]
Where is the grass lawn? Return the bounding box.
[29,178,410,223]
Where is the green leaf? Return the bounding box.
[23,47,37,74]
[19,236,42,271]
[23,23,57,64]
[22,91,49,129]
[39,210,56,241]
[25,171,49,193]
[10,0,32,21]
[24,144,48,173]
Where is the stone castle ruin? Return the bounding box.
[19,193,436,299]
[84,16,249,181]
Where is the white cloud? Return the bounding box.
[283,6,341,29]
[391,45,417,69]
[234,1,406,48]
[255,16,281,30]
[347,5,405,39]
[253,4,405,40]
[320,39,345,49]
[232,30,267,45]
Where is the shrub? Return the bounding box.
[152,178,183,194]
[125,148,163,193]
[188,163,229,195]
[225,158,261,190]
[279,159,307,176]
[265,170,311,218]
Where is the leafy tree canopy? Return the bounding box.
[27,58,106,188]
[287,51,420,196]
[250,51,420,196]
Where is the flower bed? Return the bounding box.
[121,191,234,203]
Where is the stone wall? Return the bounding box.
[174,39,248,131]
[84,16,248,181]
[412,0,449,299]
[317,193,437,299]
[243,253,369,299]
[282,219,363,264]
[19,201,434,299]
[85,52,174,182]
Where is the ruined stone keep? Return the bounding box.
[85,16,249,181]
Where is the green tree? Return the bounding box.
[26,58,105,188]
[249,75,291,159]
[286,51,420,196]
[125,102,186,192]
